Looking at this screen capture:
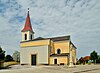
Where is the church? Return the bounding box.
[20,9,77,66]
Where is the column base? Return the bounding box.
[68,62,74,68]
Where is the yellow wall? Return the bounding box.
[50,57,68,65]
[20,40,50,47]
[49,40,54,54]
[72,47,76,64]
[53,41,70,54]
[49,41,76,65]
[20,37,76,65]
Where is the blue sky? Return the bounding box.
[0,0,100,58]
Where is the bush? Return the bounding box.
[88,62,92,65]
[0,47,5,61]
[5,55,13,62]
[12,51,20,62]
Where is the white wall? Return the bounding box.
[20,45,49,65]
[22,31,34,41]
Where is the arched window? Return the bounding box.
[57,49,61,54]
[25,34,27,40]
[30,34,32,40]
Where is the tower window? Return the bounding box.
[30,34,32,40]
[57,49,61,54]
[25,34,27,40]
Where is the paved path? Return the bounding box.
[0,64,100,73]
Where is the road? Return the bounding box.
[0,64,100,73]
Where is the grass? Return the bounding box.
[4,61,19,67]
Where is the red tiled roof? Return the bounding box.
[22,10,33,32]
[84,56,90,60]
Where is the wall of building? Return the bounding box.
[22,31,29,41]
[49,40,54,55]
[20,39,76,65]
[20,39,50,47]
[53,41,70,54]
[72,46,76,64]
[49,40,70,65]
[20,45,49,65]
[50,56,68,65]
[22,31,34,41]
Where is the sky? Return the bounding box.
[0,0,100,58]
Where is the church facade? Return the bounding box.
[20,10,77,66]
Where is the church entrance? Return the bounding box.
[31,55,36,65]
[54,59,57,64]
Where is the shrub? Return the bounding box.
[5,55,13,62]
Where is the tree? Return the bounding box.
[12,51,20,62]
[78,57,85,64]
[90,50,98,64]
[96,55,100,63]
[5,55,13,62]
[0,46,5,61]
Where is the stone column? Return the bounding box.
[69,44,74,67]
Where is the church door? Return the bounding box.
[31,55,36,65]
[54,59,57,64]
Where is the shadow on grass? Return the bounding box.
[0,66,12,70]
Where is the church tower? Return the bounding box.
[21,8,34,41]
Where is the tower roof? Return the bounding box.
[21,8,33,32]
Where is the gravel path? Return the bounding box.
[0,64,100,73]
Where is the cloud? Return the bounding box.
[0,0,100,57]
[0,0,23,55]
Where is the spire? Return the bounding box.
[22,8,33,32]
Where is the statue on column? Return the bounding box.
[69,44,74,67]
